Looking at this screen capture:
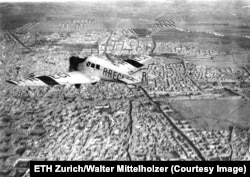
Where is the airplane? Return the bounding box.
[6,55,155,89]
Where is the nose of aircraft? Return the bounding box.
[69,56,87,71]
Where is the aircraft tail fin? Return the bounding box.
[130,71,149,86]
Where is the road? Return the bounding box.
[138,86,206,160]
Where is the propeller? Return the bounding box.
[68,56,87,89]
[68,56,87,72]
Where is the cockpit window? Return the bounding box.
[96,64,100,70]
[86,62,91,67]
[91,63,95,68]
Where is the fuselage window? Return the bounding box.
[86,62,91,67]
[91,63,95,68]
[96,64,100,70]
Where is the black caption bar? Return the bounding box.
[30,161,249,177]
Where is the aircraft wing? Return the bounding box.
[6,71,99,86]
[117,55,154,75]
[133,55,154,65]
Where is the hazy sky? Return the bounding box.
[0,0,230,2]
[1,0,250,6]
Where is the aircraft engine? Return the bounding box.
[69,56,87,72]
[68,56,87,89]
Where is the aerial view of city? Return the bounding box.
[1,0,250,176]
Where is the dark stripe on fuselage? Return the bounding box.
[37,76,60,85]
